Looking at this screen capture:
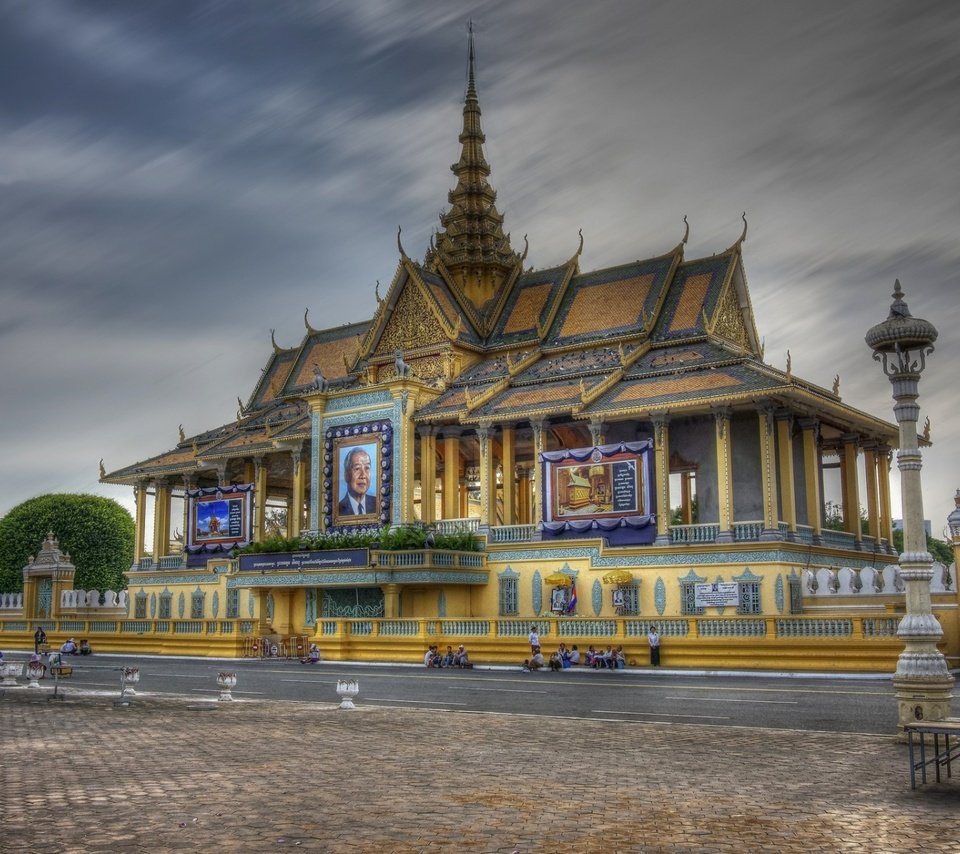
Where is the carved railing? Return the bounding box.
[434,518,480,534]
[0,592,23,610]
[670,523,720,544]
[489,524,538,543]
[733,520,765,541]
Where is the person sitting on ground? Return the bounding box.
[440,645,455,668]
[79,639,92,656]
[424,645,442,668]
[548,648,563,671]
[521,659,531,673]
[529,646,546,671]
[300,644,321,664]
[568,644,581,666]
[452,644,470,668]
[614,645,625,669]
[585,645,598,667]
[558,642,572,669]
[60,638,78,655]
[593,645,613,669]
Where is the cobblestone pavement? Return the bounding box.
[2,686,958,853]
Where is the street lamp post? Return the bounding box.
[865,280,953,733]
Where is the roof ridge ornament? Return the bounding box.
[682,215,689,245]
[304,307,319,335]
[397,226,407,259]
[99,458,106,479]
[736,212,748,247]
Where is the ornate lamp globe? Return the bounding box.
[864,279,938,377]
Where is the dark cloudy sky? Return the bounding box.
[1,1,958,532]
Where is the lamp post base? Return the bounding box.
[893,673,955,742]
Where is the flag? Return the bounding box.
[566,580,577,614]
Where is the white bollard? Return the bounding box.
[217,672,237,701]
[27,664,45,689]
[1,663,24,687]
[336,679,359,709]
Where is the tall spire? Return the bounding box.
[427,21,519,311]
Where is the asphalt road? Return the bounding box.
[19,653,955,736]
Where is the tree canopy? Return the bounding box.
[0,494,135,593]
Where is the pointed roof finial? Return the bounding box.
[682,215,689,245]
[397,225,407,258]
[737,212,748,246]
[467,19,477,102]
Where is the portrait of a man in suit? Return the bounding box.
[337,445,378,517]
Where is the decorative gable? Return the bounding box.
[373,283,449,357]
[710,284,749,350]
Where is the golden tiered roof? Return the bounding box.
[102,34,898,490]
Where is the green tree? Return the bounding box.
[0,494,135,592]
[891,528,954,565]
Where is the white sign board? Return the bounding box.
[695,582,739,608]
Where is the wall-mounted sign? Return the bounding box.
[186,484,254,555]
[238,549,369,572]
[324,421,393,530]
[539,441,654,543]
[694,582,739,608]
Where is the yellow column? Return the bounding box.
[714,408,734,543]
[383,583,400,619]
[680,473,693,524]
[419,428,437,525]
[290,446,305,538]
[776,415,797,537]
[877,444,894,546]
[516,466,531,524]
[151,479,171,560]
[180,476,194,555]
[531,420,545,526]
[477,426,496,528]
[757,407,780,538]
[253,458,267,542]
[840,434,862,543]
[589,417,606,447]
[133,481,148,564]
[501,426,516,525]
[393,386,417,523]
[863,443,880,541]
[800,419,823,542]
[442,433,460,520]
[652,414,671,545]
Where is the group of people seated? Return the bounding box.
[585,644,625,669]
[523,642,582,671]
[522,642,626,671]
[59,638,92,656]
[424,644,471,668]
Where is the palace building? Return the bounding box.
[67,33,958,669]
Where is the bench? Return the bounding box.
[905,719,960,788]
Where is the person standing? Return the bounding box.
[648,625,661,666]
[34,626,47,654]
[528,626,540,655]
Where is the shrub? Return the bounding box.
[0,494,135,592]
